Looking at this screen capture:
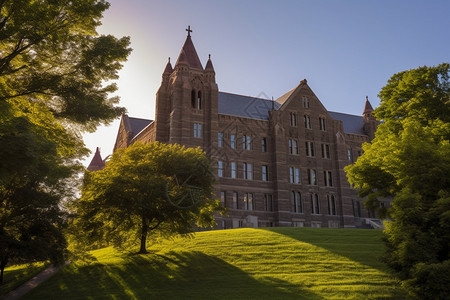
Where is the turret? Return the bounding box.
[87,147,106,171]
[362,96,377,140]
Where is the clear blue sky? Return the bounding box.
[83,0,450,166]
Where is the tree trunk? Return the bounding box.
[139,215,148,254]
[0,257,7,284]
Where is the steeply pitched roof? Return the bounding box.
[218,92,280,120]
[175,35,203,70]
[328,111,365,135]
[128,117,153,138]
[363,96,374,115]
[205,55,214,71]
[87,147,105,171]
[163,58,173,74]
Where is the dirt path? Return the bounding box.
[3,262,70,300]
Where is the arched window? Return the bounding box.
[197,91,202,109]
[191,90,196,108]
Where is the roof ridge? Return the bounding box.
[219,91,271,101]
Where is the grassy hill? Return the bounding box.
[21,227,406,299]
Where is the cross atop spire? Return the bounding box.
[186,25,192,37]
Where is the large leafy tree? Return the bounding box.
[0,0,130,283]
[346,63,450,299]
[74,142,222,254]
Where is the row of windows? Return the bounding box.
[289,113,326,131]
[291,192,337,215]
[218,161,269,181]
[219,191,337,216]
[218,132,268,152]
[289,168,333,186]
[288,140,331,158]
[220,191,273,211]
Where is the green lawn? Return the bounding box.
[0,262,48,297]
[21,227,406,299]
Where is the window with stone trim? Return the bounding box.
[321,143,331,159]
[327,194,336,215]
[218,161,224,177]
[306,141,315,157]
[261,137,267,152]
[231,134,236,149]
[319,117,326,131]
[323,170,333,187]
[232,192,238,209]
[244,193,253,210]
[193,123,202,138]
[231,162,237,178]
[243,162,252,180]
[290,112,297,127]
[243,135,251,150]
[307,169,317,185]
[302,96,309,108]
[218,132,223,147]
[262,165,268,181]
[220,191,226,207]
[311,193,320,214]
[304,115,311,129]
[291,191,303,213]
[264,193,273,211]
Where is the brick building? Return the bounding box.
[93,29,385,229]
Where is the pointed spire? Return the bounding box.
[163,57,173,74]
[87,147,106,171]
[175,26,203,70]
[363,96,374,115]
[205,54,214,71]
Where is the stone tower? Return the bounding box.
[362,96,378,140]
[154,27,219,152]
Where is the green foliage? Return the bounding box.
[0,0,130,284]
[23,228,407,299]
[0,0,131,131]
[74,142,223,254]
[345,63,450,298]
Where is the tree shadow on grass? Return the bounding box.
[262,227,389,272]
[24,251,323,300]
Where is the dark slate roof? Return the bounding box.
[175,36,203,70]
[218,92,280,120]
[128,117,153,138]
[328,111,365,135]
[87,147,105,171]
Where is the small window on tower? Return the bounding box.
[191,90,196,108]
[197,91,202,109]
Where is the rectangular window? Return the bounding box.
[218,132,223,147]
[243,135,251,150]
[304,115,311,129]
[290,112,297,127]
[328,195,336,215]
[193,123,202,138]
[218,161,223,177]
[261,138,267,152]
[289,139,293,154]
[323,171,333,187]
[231,162,236,178]
[302,96,309,108]
[295,167,301,184]
[291,191,303,213]
[293,140,298,155]
[289,167,294,183]
[233,192,238,209]
[347,149,352,163]
[319,117,326,131]
[264,194,273,211]
[306,141,315,157]
[308,169,317,185]
[262,165,268,181]
[220,191,226,206]
[231,134,236,149]
[244,193,253,211]
[311,193,320,214]
[321,144,330,159]
[243,163,252,180]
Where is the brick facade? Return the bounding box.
[108,33,384,229]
